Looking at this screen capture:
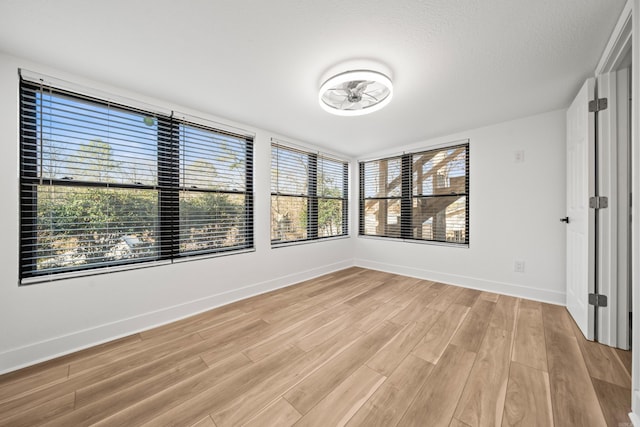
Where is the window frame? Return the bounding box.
[270,142,349,246]
[359,141,469,246]
[19,78,254,284]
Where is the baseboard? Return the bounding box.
[0,259,354,375]
[354,258,565,305]
[631,391,640,427]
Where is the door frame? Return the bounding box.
[609,0,640,423]
[593,0,632,349]
[592,1,640,423]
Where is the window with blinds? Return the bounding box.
[359,142,469,244]
[271,142,348,244]
[19,78,253,282]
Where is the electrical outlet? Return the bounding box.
[514,260,525,273]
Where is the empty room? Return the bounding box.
[0,0,638,426]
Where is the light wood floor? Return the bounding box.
[0,267,632,427]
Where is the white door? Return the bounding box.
[566,78,596,341]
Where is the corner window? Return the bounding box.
[359,142,469,244]
[271,142,348,245]
[19,77,253,282]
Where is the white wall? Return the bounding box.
[355,110,567,304]
[0,52,355,374]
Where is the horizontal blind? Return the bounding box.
[411,144,468,243]
[359,142,469,244]
[317,154,349,239]
[20,81,163,278]
[19,79,254,282]
[177,121,253,256]
[359,156,403,237]
[271,142,348,244]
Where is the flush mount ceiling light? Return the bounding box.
[318,70,393,116]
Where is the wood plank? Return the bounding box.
[454,326,512,427]
[366,318,438,377]
[295,314,354,352]
[0,334,207,417]
[0,364,68,405]
[478,292,500,302]
[389,284,446,325]
[0,392,75,427]
[545,328,607,426]
[511,301,547,372]
[69,331,204,377]
[134,347,306,427]
[540,303,575,337]
[347,354,434,427]
[502,362,553,427]
[243,398,301,427]
[450,299,496,353]
[294,365,386,427]
[212,328,364,427]
[243,303,350,361]
[591,378,631,427]
[449,419,472,427]
[399,344,477,427]
[454,288,481,307]
[428,284,464,312]
[351,301,406,332]
[74,339,211,408]
[570,320,631,388]
[303,274,370,299]
[139,308,246,341]
[305,279,381,308]
[199,320,280,367]
[90,351,258,427]
[41,357,209,427]
[489,296,518,332]
[260,301,327,326]
[0,334,140,382]
[615,348,632,377]
[412,304,469,364]
[283,321,401,414]
[190,416,216,427]
[344,281,391,306]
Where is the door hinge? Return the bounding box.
[589,293,608,308]
[589,98,608,112]
[589,196,608,209]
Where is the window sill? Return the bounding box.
[271,235,351,249]
[357,234,469,248]
[20,247,256,286]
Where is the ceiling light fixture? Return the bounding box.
[318,69,393,116]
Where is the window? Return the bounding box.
[360,142,469,244]
[19,77,253,282]
[271,142,348,244]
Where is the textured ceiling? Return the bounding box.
[0,0,627,157]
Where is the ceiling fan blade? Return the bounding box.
[362,92,380,102]
[339,98,352,109]
[354,80,371,92]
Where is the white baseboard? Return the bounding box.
[354,258,565,305]
[0,259,353,375]
[631,391,640,426]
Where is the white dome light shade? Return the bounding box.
[318,70,393,116]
